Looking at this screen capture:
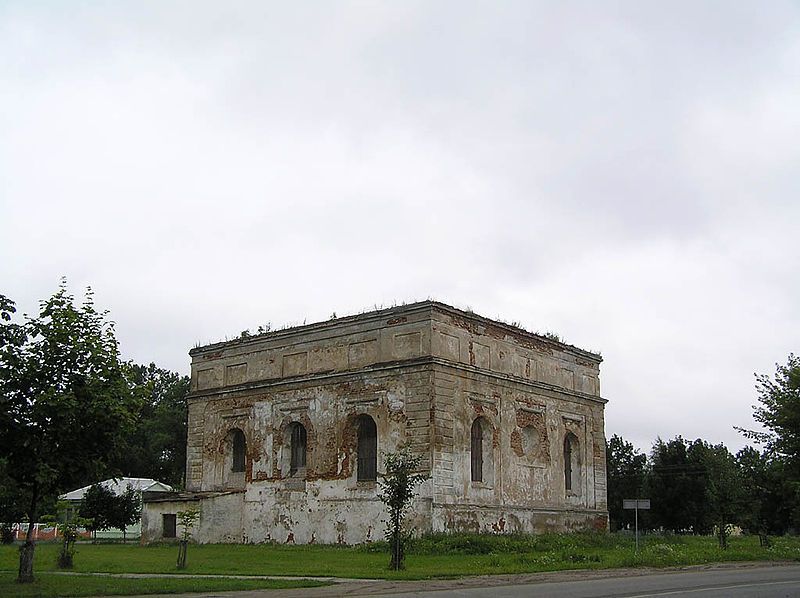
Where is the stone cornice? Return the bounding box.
[186,355,608,406]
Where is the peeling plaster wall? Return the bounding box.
[154,302,606,545]
[187,367,433,544]
[427,307,607,533]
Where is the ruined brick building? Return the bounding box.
[141,302,608,543]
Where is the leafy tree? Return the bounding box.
[649,436,747,541]
[108,485,141,543]
[737,446,798,537]
[378,449,428,571]
[79,483,117,542]
[738,354,800,473]
[606,434,648,531]
[698,442,744,548]
[0,282,139,582]
[78,482,141,544]
[176,507,200,570]
[736,354,800,534]
[54,520,80,569]
[0,296,24,544]
[648,437,710,533]
[115,364,190,488]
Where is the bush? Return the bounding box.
[0,524,13,544]
[407,531,622,555]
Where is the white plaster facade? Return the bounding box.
[141,302,608,544]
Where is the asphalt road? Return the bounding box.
[384,565,800,598]
[125,563,800,598]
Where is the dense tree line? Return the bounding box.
[114,363,190,488]
[607,355,800,541]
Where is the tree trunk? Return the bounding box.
[176,540,188,569]
[389,513,403,571]
[17,485,38,583]
[717,519,728,550]
[18,542,35,583]
[58,534,74,569]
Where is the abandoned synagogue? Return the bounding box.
[141,301,608,544]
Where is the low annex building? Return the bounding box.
[141,302,608,544]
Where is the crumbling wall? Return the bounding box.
[431,504,608,535]
[430,357,607,534]
[183,365,434,544]
[430,309,601,397]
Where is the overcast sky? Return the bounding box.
[1,1,798,453]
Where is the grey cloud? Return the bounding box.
[1,1,798,453]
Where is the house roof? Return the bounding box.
[59,478,173,501]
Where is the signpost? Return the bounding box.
[623,499,650,552]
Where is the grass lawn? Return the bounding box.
[0,532,798,594]
[0,572,328,597]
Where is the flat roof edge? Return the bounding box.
[189,300,602,363]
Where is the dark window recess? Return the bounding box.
[471,419,483,482]
[564,435,574,491]
[290,422,307,475]
[232,429,246,473]
[162,514,177,538]
[357,414,377,482]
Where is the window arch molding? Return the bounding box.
[280,418,312,479]
[222,427,247,489]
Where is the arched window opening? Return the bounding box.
[471,418,484,482]
[564,436,573,491]
[564,432,580,494]
[231,429,246,473]
[289,422,307,475]
[357,414,377,482]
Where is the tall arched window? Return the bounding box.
[471,418,484,482]
[357,414,377,482]
[564,432,580,493]
[289,422,307,475]
[231,429,246,473]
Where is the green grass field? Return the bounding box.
[0,573,328,598]
[1,533,798,596]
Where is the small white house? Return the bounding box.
[60,477,173,540]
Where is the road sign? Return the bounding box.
[623,499,650,552]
